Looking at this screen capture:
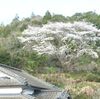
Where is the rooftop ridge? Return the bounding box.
[0,64,21,72]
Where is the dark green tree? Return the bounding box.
[43,10,52,24]
[51,14,66,22]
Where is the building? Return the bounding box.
[0,64,71,99]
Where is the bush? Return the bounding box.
[0,48,11,65]
[74,93,91,99]
[77,55,92,66]
[46,66,56,73]
[85,73,100,82]
[23,51,49,73]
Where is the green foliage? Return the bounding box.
[31,20,42,26]
[0,47,11,65]
[96,40,100,47]
[18,22,28,32]
[46,66,56,73]
[0,24,11,37]
[70,11,100,29]
[1,11,100,38]
[0,24,5,36]
[10,14,20,31]
[0,41,48,70]
[42,10,52,24]
[53,82,65,88]
[74,93,91,99]
[51,14,66,22]
[26,60,38,72]
[10,53,24,68]
[22,51,48,73]
[85,72,100,82]
[77,55,92,66]
[0,11,100,84]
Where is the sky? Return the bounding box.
[0,0,100,25]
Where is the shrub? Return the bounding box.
[46,66,56,73]
[74,93,91,99]
[0,48,11,65]
[85,73,100,82]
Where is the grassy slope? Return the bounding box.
[35,72,100,99]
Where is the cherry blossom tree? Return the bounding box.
[18,22,100,66]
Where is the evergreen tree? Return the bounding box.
[43,10,52,24]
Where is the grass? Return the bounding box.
[35,71,100,98]
[74,93,92,99]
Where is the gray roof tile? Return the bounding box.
[0,64,70,99]
[35,91,61,99]
[0,95,35,99]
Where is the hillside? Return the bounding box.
[18,21,100,99]
[0,11,100,98]
[18,22,100,71]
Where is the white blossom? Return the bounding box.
[77,49,99,59]
[18,21,100,65]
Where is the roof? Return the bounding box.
[35,91,61,99]
[0,95,35,99]
[0,64,60,90]
[0,66,25,87]
[0,64,71,99]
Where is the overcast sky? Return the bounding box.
[0,0,100,24]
